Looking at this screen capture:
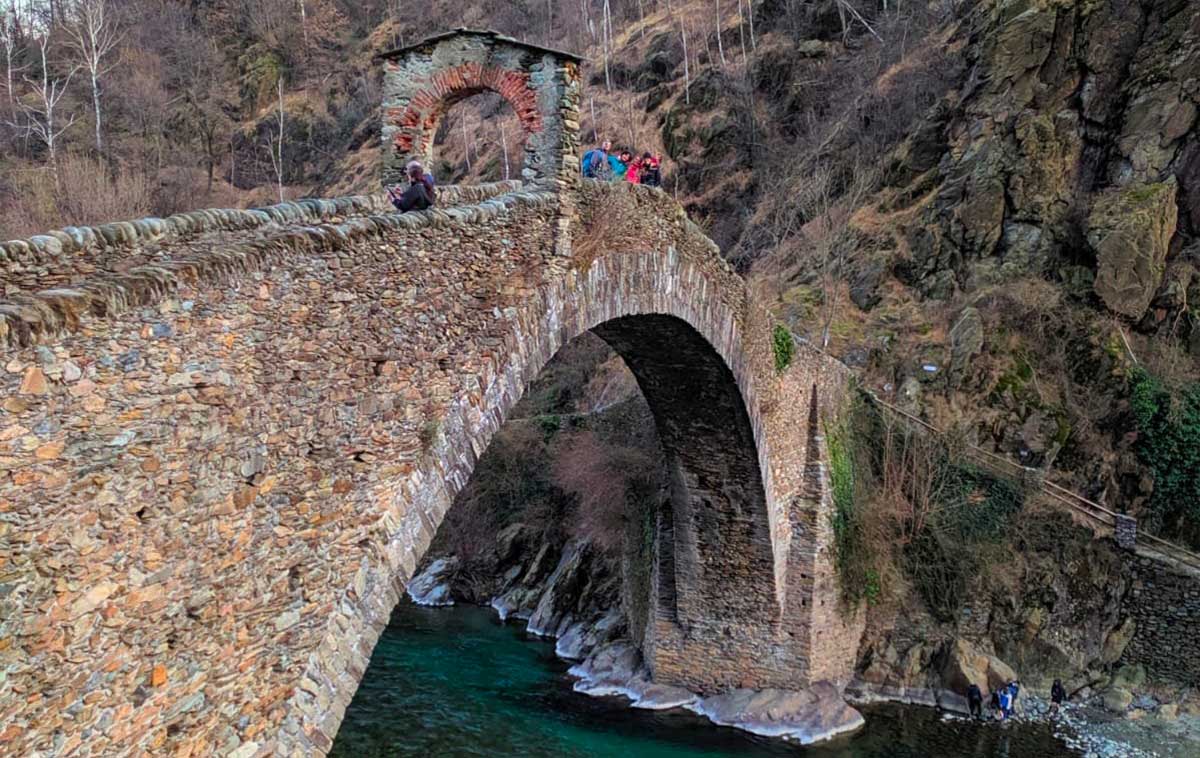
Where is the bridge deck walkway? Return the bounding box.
[0,182,521,297]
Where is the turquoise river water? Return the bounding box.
[329,600,1075,758]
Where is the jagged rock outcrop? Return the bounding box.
[897,0,1199,320]
[1089,180,1180,318]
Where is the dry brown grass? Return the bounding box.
[0,153,152,237]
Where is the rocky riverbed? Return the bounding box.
[408,549,868,746]
[409,547,1200,756]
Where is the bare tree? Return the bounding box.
[164,23,232,195]
[460,112,472,171]
[679,14,690,105]
[298,0,309,49]
[746,0,756,50]
[263,75,285,202]
[793,161,876,348]
[736,0,748,66]
[9,31,76,176]
[589,95,597,143]
[499,121,510,180]
[0,1,23,107]
[714,0,726,67]
[835,0,883,43]
[601,0,613,91]
[61,0,122,153]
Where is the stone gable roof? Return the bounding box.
[376,27,584,62]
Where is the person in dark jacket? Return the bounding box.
[967,683,984,720]
[638,152,662,187]
[1050,679,1066,714]
[389,164,433,212]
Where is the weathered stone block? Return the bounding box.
[1089,180,1179,319]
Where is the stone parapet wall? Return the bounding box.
[0,184,530,350]
[0,181,521,295]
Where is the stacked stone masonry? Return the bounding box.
[3,26,1197,757]
[1118,557,1200,687]
[0,182,520,298]
[0,175,868,756]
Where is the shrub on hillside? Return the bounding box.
[833,396,1027,619]
[1128,367,1200,549]
[553,430,658,555]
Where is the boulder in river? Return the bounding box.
[693,682,865,745]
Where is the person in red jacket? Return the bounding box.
[625,154,642,184]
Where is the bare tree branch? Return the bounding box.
[7,31,78,176]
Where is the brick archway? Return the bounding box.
[387,63,542,158]
[378,29,582,190]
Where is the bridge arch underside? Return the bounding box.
[588,314,781,684]
[354,243,818,710]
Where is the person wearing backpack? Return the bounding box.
[581,140,612,179]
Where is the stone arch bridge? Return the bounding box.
[0,30,861,757]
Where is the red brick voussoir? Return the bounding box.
[391,63,544,155]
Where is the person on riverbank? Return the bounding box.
[389,163,434,212]
[1050,679,1066,714]
[967,683,984,720]
[999,685,1014,719]
[991,687,1008,720]
[1007,680,1020,716]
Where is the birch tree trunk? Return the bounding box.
[602,0,613,91]
[267,77,285,203]
[736,0,747,66]
[461,114,472,171]
[679,16,690,105]
[714,0,726,67]
[747,0,756,50]
[61,0,121,153]
[500,123,510,180]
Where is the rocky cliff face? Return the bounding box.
[895,0,1198,329]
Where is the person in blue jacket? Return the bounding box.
[608,149,631,180]
[581,140,612,178]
